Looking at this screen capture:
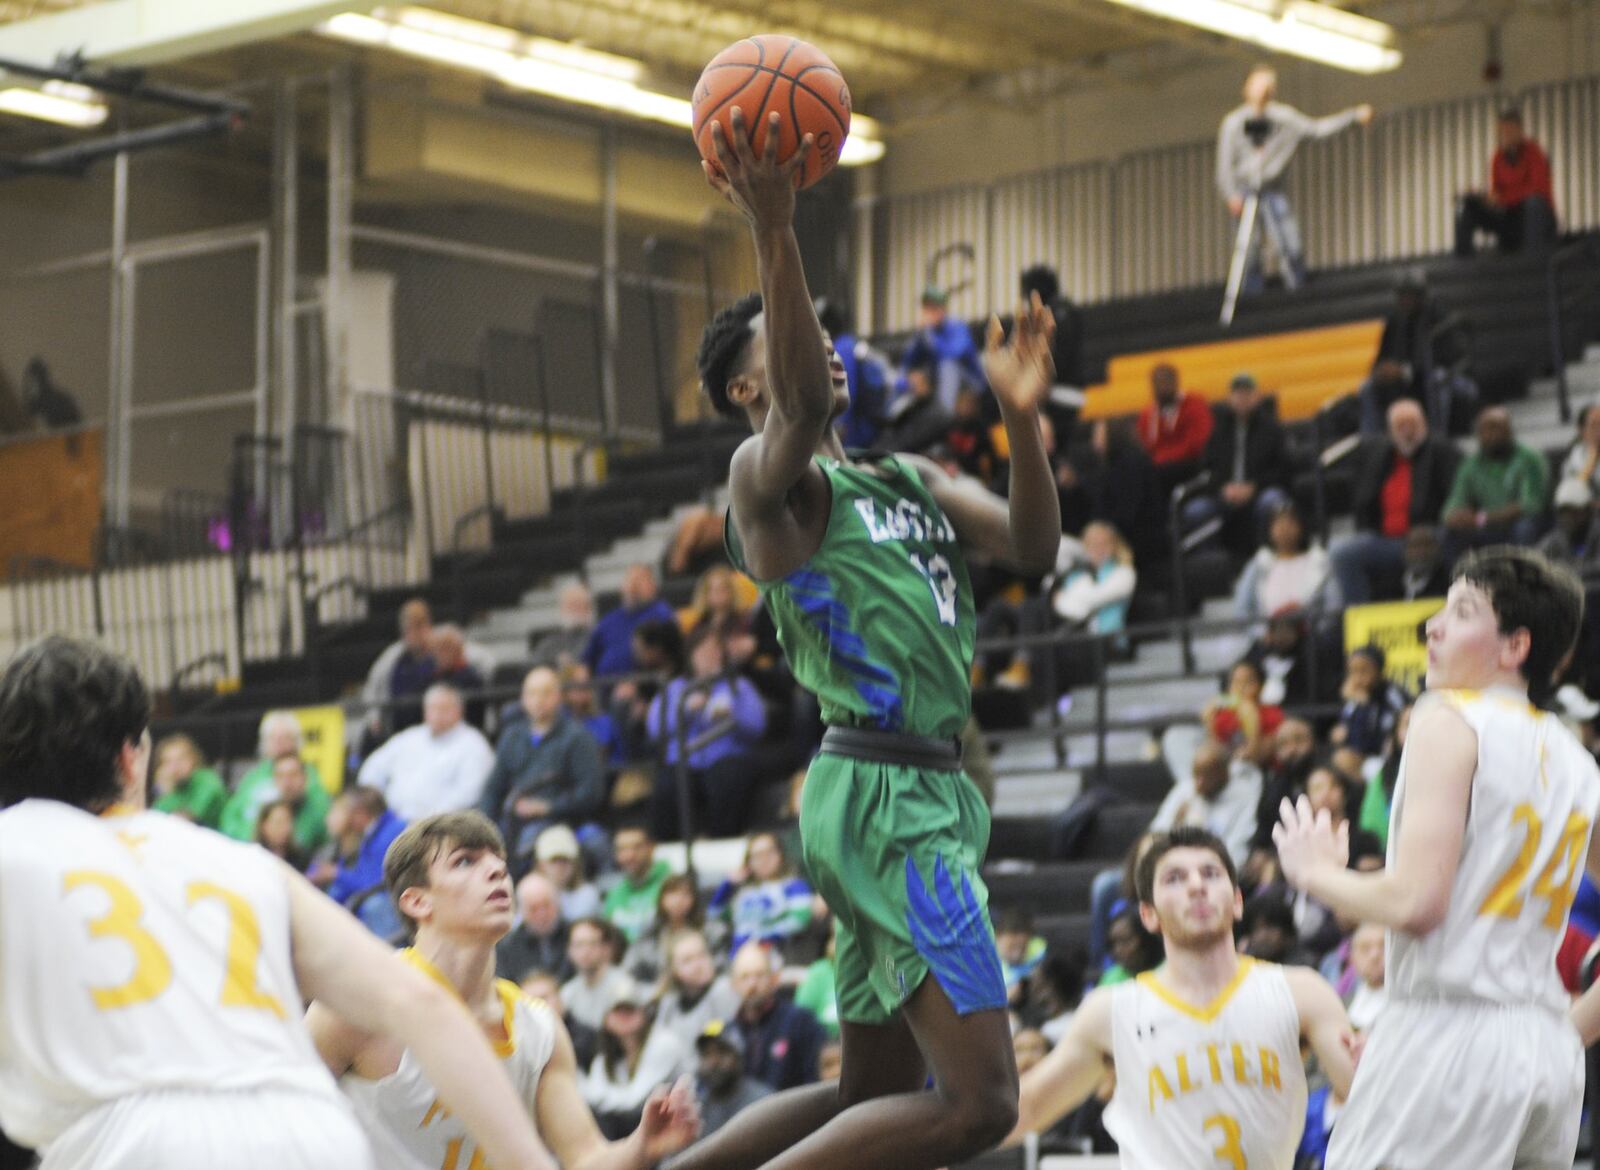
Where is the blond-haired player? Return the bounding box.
[0,636,556,1170]
[306,811,699,1170]
[1277,546,1599,1169]
[1006,826,1354,1168]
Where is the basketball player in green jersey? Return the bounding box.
[673,108,1060,1170]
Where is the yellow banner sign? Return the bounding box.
[292,705,346,796]
[1343,598,1443,695]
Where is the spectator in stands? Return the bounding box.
[362,598,495,739]
[429,624,485,727]
[1357,702,1410,849]
[562,916,635,1032]
[1051,521,1137,652]
[1138,363,1213,497]
[1400,525,1451,600]
[478,665,606,867]
[325,786,406,906]
[945,387,996,482]
[818,296,892,451]
[1331,645,1409,757]
[1012,1029,1050,1077]
[1192,372,1290,558]
[694,1020,772,1140]
[535,823,602,920]
[149,733,227,828]
[1204,659,1284,766]
[1019,264,1084,422]
[1245,715,1319,885]
[609,619,686,761]
[220,710,329,845]
[522,969,598,1072]
[1216,64,1373,294]
[1149,737,1261,866]
[1233,502,1333,622]
[899,284,986,412]
[1087,832,1156,978]
[1344,923,1388,1032]
[624,873,714,983]
[793,926,839,1040]
[1240,896,1310,966]
[880,353,952,454]
[729,941,824,1091]
[253,799,308,871]
[1057,419,1165,563]
[306,791,360,889]
[995,909,1047,1003]
[530,581,596,671]
[1242,608,1321,706]
[647,630,768,841]
[356,683,495,821]
[583,978,688,1140]
[562,662,627,770]
[1455,108,1557,257]
[585,564,677,679]
[709,832,813,957]
[495,872,574,983]
[684,565,756,663]
[1561,403,1600,495]
[1099,906,1164,987]
[1539,478,1600,573]
[655,929,742,1052]
[603,826,674,944]
[1331,400,1461,604]
[1358,269,1446,435]
[259,754,330,855]
[1441,404,1549,555]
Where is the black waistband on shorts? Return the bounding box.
[819,726,963,771]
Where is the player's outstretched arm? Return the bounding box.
[284,870,557,1170]
[1285,966,1357,1101]
[1275,698,1472,935]
[1003,986,1113,1147]
[705,107,830,513]
[535,1017,700,1170]
[903,296,1060,575]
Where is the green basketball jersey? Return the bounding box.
[726,455,974,738]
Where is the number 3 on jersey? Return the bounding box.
[64,870,285,1016]
[908,553,958,626]
[1203,1112,1247,1169]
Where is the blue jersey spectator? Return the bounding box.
[898,285,985,413]
[818,297,891,450]
[326,786,407,907]
[585,564,677,679]
[708,832,814,954]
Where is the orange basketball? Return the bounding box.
[691,35,852,190]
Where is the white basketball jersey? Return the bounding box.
[0,801,342,1151]
[1387,688,1600,1010]
[1105,957,1307,1170]
[342,949,557,1170]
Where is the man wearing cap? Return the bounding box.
[1192,371,1290,558]
[694,1020,772,1139]
[897,285,986,413]
[535,823,603,920]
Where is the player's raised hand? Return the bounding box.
[1272,794,1349,889]
[704,107,813,230]
[982,291,1056,415]
[638,1075,702,1160]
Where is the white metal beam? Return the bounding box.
[0,0,378,69]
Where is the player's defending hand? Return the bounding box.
[703,107,814,230]
[636,1075,702,1162]
[1272,794,1349,890]
[982,291,1056,416]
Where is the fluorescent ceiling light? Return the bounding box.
[1103,0,1402,73]
[318,8,884,165]
[0,79,109,127]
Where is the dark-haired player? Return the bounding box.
[1002,826,1353,1168]
[0,635,557,1170]
[1277,546,1600,1169]
[307,811,698,1170]
[674,107,1059,1170]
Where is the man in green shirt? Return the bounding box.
[150,733,227,828]
[671,108,1059,1170]
[1442,405,1548,553]
[221,752,331,853]
[602,826,672,943]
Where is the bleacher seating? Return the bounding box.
[1082,318,1384,421]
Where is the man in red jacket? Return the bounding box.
[1137,362,1213,496]
[1455,108,1556,256]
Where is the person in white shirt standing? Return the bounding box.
[1277,546,1599,1170]
[0,635,557,1170]
[358,684,495,821]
